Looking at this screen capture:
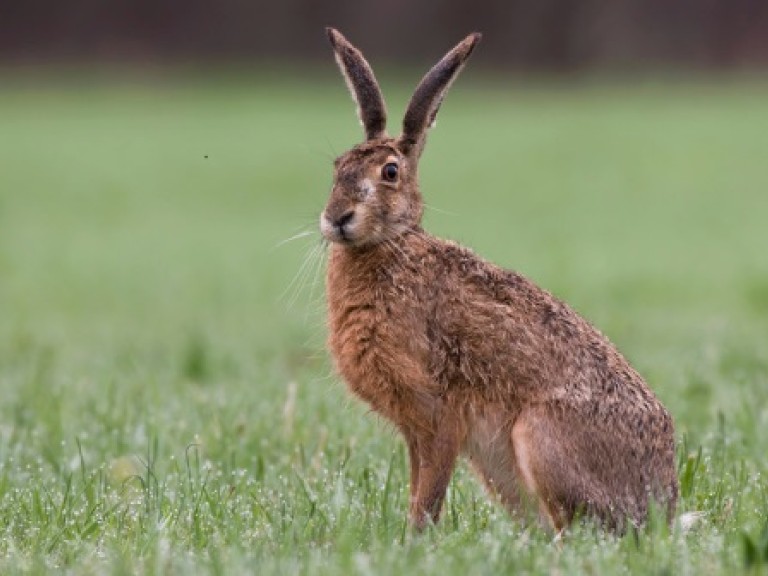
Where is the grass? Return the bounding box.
[0,72,767,574]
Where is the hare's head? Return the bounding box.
[320,28,481,247]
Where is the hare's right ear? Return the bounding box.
[399,33,481,157]
[327,28,387,141]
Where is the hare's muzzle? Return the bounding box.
[320,208,357,244]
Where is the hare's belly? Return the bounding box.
[464,405,524,511]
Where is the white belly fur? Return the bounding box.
[463,405,525,515]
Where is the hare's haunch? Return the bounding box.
[321,28,677,532]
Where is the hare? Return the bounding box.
[321,28,678,533]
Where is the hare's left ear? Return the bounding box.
[327,28,387,140]
[399,33,481,157]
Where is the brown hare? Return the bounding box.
[321,28,678,533]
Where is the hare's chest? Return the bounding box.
[327,300,380,370]
[327,291,432,414]
[328,297,401,374]
[327,307,390,411]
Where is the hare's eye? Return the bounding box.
[382,163,399,182]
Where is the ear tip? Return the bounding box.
[326,27,342,46]
[466,32,482,51]
[452,32,482,61]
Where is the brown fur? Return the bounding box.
[321,29,678,532]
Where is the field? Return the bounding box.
[1,72,767,574]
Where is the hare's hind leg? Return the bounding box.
[511,408,587,532]
[514,405,677,533]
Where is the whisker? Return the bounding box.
[304,241,329,323]
[323,136,338,160]
[423,202,457,217]
[281,241,321,309]
[384,238,414,270]
[272,228,317,251]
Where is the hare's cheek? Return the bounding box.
[390,194,410,220]
[350,204,381,241]
[352,204,378,235]
[371,220,386,242]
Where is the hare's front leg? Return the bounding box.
[407,419,462,530]
[399,429,421,521]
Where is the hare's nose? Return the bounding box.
[320,208,357,242]
[331,210,356,240]
[333,210,355,229]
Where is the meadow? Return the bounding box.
[0,71,767,574]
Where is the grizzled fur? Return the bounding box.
[321,28,678,533]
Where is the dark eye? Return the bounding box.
[382,162,399,182]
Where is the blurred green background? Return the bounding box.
[1,3,768,573]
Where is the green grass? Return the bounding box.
[1,73,767,574]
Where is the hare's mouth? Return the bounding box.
[320,211,364,245]
[320,213,395,249]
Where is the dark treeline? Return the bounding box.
[2,0,767,70]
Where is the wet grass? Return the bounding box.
[0,74,767,574]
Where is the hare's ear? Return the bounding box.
[399,33,481,157]
[327,28,387,140]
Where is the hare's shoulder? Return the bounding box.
[424,236,652,389]
[424,235,567,319]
